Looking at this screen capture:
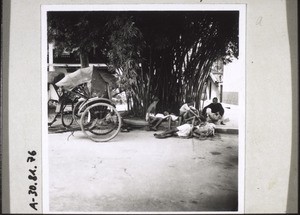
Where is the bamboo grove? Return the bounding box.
[48,11,239,116]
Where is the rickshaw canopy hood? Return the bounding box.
[55,66,117,91]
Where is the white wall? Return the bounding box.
[222,58,243,93]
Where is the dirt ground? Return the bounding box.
[47,129,239,212]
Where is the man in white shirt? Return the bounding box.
[179,99,199,125]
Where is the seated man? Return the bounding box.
[202,97,225,125]
[179,99,199,125]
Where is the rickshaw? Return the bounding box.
[48,66,122,142]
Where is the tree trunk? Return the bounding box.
[127,95,130,112]
[80,52,89,68]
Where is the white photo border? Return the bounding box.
[41,4,246,214]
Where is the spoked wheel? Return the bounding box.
[80,103,122,142]
[72,99,86,125]
[48,99,58,126]
[61,102,74,128]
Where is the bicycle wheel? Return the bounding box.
[48,99,58,126]
[61,102,74,127]
[80,103,122,142]
[72,99,86,125]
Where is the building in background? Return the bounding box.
[48,43,107,73]
[222,58,242,105]
[201,59,223,109]
[201,58,241,109]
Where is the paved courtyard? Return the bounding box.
[47,128,239,212]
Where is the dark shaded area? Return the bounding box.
[48,10,239,116]
[286,0,298,213]
[50,192,238,212]
[210,151,221,155]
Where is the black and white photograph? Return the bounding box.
[43,4,245,213]
[2,0,298,214]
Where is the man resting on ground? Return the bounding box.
[148,111,170,131]
[154,122,194,139]
[154,121,216,139]
[148,112,179,131]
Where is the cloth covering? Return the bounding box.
[55,66,118,98]
[176,124,193,137]
[55,67,93,91]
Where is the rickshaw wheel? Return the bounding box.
[61,102,74,128]
[80,102,122,142]
[72,99,85,125]
[48,99,58,125]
